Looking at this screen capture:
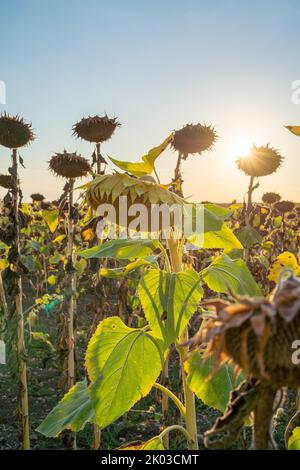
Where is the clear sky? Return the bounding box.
[1,0,300,203]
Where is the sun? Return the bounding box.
[227,135,253,162]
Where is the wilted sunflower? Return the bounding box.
[188,273,300,449]
[30,193,45,202]
[237,144,284,177]
[274,200,295,214]
[0,174,12,189]
[41,201,52,210]
[262,192,281,205]
[84,172,185,229]
[286,212,297,221]
[49,151,91,179]
[72,115,120,143]
[0,112,34,149]
[171,123,217,158]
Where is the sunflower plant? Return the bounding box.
[37,136,261,450]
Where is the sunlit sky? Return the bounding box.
[1,0,300,203]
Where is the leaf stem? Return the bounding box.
[159,424,193,448]
[157,241,172,273]
[153,382,186,419]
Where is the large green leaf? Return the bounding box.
[37,380,94,437]
[188,220,242,250]
[108,157,152,177]
[109,134,173,177]
[187,203,229,239]
[86,317,162,429]
[185,351,244,412]
[236,225,262,248]
[204,203,231,221]
[201,253,262,296]
[42,209,59,233]
[20,254,37,273]
[138,269,203,346]
[288,427,300,450]
[77,238,159,260]
[203,224,243,249]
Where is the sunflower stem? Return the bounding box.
[167,232,198,450]
[12,148,30,450]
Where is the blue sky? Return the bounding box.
[1,0,300,202]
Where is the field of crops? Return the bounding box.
[0,112,300,454]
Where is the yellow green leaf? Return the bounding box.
[42,209,59,233]
[286,126,300,137]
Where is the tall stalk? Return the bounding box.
[246,175,255,224]
[173,152,183,197]
[95,143,102,175]
[11,149,30,450]
[0,271,8,320]
[67,178,75,391]
[167,233,198,450]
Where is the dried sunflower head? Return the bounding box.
[0,112,34,149]
[190,273,300,388]
[72,115,120,143]
[274,200,295,214]
[41,201,52,210]
[287,212,297,221]
[237,144,284,177]
[49,150,91,179]
[171,123,217,158]
[30,193,45,202]
[262,192,281,205]
[0,174,12,189]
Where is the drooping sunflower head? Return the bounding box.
[237,144,284,177]
[0,174,12,189]
[0,112,35,149]
[262,192,281,205]
[30,193,45,202]
[287,212,297,221]
[72,114,121,143]
[85,173,183,209]
[274,200,295,214]
[49,150,92,179]
[171,123,217,157]
[84,172,185,231]
[189,273,300,388]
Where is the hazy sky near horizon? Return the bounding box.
[1,0,300,203]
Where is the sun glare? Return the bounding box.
[227,135,253,162]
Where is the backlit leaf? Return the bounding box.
[42,209,59,233]
[77,238,159,260]
[185,351,244,412]
[86,317,162,429]
[138,268,203,346]
[37,380,94,437]
[201,254,262,296]
[288,426,300,450]
[109,134,173,177]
